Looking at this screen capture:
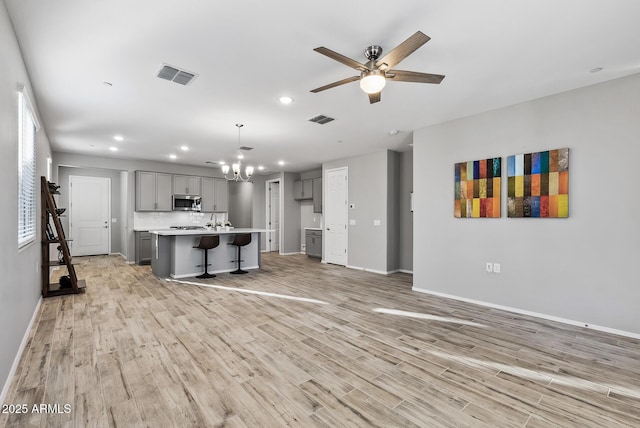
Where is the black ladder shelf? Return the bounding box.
[40,176,86,297]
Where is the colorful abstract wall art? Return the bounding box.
[454,157,501,218]
[507,148,569,218]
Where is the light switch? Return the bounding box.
[349,219,356,225]
[373,219,381,226]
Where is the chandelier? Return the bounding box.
[221,123,254,182]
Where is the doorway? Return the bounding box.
[266,179,280,252]
[69,175,111,256]
[324,167,348,265]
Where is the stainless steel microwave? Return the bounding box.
[172,195,201,211]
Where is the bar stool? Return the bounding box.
[228,233,251,274]
[193,235,219,279]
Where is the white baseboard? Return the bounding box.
[1,297,42,405]
[398,269,414,274]
[365,268,392,275]
[279,252,301,256]
[346,265,400,275]
[413,287,640,340]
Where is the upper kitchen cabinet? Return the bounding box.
[312,178,323,213]
[136,171,172,211]
[294,179,313,200]
[201,177,229,212]
[173,174,201,195]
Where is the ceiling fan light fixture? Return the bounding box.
[360,70,386,94]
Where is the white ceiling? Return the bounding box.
[5,0,640,173]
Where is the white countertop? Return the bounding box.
[150,228,272,236]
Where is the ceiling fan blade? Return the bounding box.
[368,92,381,104]
[386,70,445,84]
[310,76,360,93]
[375,31,431,70]
[314,47,368,71]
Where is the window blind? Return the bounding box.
[18,89,37,248]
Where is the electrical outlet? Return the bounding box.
[485,262,493,273]
[493,263,501,273]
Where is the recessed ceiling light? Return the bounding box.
[109,147,118,152]
[279,96,293,105]
[278,160,285,166]
[113,135,123,141]
[389,130,399,136]
[180,145,189,151]
[590,67,603,73]
[219,160,226,165]
[169,154,177,160]
[258,165,264,171]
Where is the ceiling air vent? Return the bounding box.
[156,63,198,86]
[308,114,335,125]
[238,146,253,151]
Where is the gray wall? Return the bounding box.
[398,150,413,272]
[0,1,53,399]
[228,181,253,228]
[57,166,122,255]
[324,150,392,273]
[120,171,128,258]
[250,175,267,250]
[414,72,640,335]
[386,151,400,271]
[281,172,301,254]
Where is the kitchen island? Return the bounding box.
[149,228,271,278]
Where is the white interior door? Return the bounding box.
[70,175,110,256]
[325,167,348,265]
[266,180,280,252]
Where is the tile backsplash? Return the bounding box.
[134,211,227,231]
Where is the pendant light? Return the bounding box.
[221,124,254,181]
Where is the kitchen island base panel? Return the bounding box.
[150,229,265,278]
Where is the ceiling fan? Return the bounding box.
[311,31,445,104]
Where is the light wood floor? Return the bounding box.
[2,253,639,427]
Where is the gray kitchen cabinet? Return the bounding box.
[305,229,322,258]
[294,179,313,200]
[135,231,152,265]
[312,178,322,213]
[173,174,201,195]
[201,177,229,212]
[136,171,172,211]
